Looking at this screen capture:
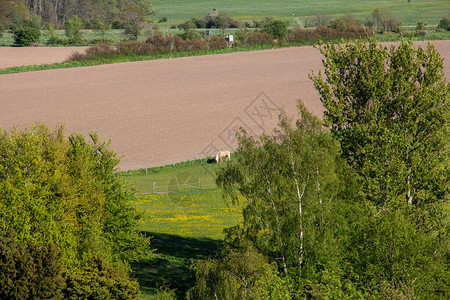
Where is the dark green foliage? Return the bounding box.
[348,209,449,298]
[438,17,449,30]
[0,237,65,299]
[13,25,40,46]
[261,18,288,40]
[63,257,139,299]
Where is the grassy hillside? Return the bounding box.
[150,0,450,27]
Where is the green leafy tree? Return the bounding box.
[93,20,111,42]
[0,124,150,280]
[213,14,231,36]
[122,4,146,40]
[310,38,449,211]
[261,18,288,40]
[0,0,29,28]
[63,256,139,299]
[310,37,449,298]
[216,102,363,297]
[65,15,83,44]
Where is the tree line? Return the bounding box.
[0,0,155,29]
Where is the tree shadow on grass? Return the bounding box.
[131,232,222,299]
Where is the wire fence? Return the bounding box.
[134,179,218,195]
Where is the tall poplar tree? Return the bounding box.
[310,38,449,212]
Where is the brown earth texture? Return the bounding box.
[1,41,449,170]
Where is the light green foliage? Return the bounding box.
[311,37,449,211]
[216,102,362,296]
[65,15,83,44]
[0,124,150,270]
[310,37,449,298]
[188,246,290,299]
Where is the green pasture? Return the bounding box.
[130,190,243,299]
[121,160,222,194]
[150,0,450,28]
[122,160,244,299]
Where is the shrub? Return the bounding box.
[235,28,253,46]
[158,16,168,23]
[437,17,449,30]
[13,26,40,46]
[0,237,65,299]
[63,257,139,300]
[208,35,227,49]
[187,246,290,299]
[116,40,154,56]
[146,33,168,52]
[179,28,201,40]
[84,43,116,58]
[179,38,209,52]
[246,32,272,45]
[287,28,319,43]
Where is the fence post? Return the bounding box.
[153,182,156,193]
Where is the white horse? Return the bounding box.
[216,150,231,163]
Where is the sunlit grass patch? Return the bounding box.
[131,189,243,240]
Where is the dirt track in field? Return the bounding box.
[1,41,449,170]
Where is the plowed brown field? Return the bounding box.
[1,41,449,170]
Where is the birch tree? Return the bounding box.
[216,102,355,297]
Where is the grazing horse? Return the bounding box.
[216,150,231,163]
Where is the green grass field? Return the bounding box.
[150,0,450,28]
[1,0,449,47]
[121,161,244,299]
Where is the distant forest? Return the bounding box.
[0,0,156,28]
